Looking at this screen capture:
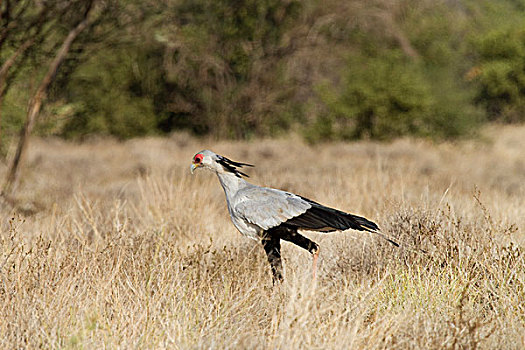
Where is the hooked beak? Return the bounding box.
[190,163,200,174]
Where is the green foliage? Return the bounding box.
[310,51,431,141]
[53,0,302,140]
[423,72,484,140]
[473,28,525,122]
[156,0,302,139]
[307,49,482,142]
[3,0,525,144]
[58,44,164,139]
[1,86,30,135]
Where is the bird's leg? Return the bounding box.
[261,235,283,284]
[279,230,320,281]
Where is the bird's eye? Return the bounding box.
[194,155,202,163]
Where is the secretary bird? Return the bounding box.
[191,150,398,283]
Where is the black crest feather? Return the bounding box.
[217,155,254,178]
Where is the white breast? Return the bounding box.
[229,213,261,240]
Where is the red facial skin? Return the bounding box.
[193,154,203,164]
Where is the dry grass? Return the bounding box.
[0,125,524,349]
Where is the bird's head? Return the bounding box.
[191,150,253,178]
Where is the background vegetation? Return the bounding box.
[1,0,525,148]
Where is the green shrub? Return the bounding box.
[58,45,163,139]
[157,0,302,139]
[473,28,525,122]
[306,48,484,143]
[52,0,302,140]
[0,87,29,157]
[307,51,432,142]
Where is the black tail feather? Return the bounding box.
[285,204,378,232]
[284,197,399,247]
[285,197,378,231]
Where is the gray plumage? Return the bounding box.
[235,187,311,233]
[191,149,397,283]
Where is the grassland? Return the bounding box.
[0,125,524,349]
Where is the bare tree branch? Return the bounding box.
[2,0,97,198]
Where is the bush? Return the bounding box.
[306,47,485,143]
[58,45,163,139]
[157,0,302,139]
[51,0,303,140]
[305,51,427,142]
[473,28,525,122]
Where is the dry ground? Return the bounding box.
[0,125,524,349]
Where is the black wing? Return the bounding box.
[283,197,379,233]
[283,197,399,247]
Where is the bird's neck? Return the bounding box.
[216,171,248,198]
